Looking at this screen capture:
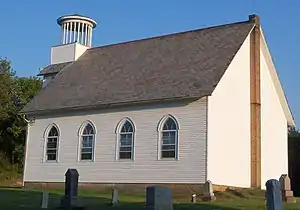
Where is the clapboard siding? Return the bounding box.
[24,98,207,183]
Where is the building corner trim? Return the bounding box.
[249,15,262,188]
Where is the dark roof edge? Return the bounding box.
[37,62,74,76]
[19,95,210,115]
[88,20,252,52]
[37,72,57,76]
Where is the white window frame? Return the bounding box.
[43,124,60,163]
[77,121,96,162]
[115,118,135,161]
[157,115,179,160]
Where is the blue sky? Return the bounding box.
[0,0,299,126]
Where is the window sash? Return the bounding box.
[161,150,176,158]
[47,141,58,149]
[46,149,57,154]
[81,147,93,153]
[119,132,133,159]
[46,137,58,161]
[161,130,177,159]
[119,151,132,159]
[81,135,94,160]
[47,154,57,161]
[81,153,93,160]
[162,144,175,151]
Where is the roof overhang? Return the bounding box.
[19,95,208,116]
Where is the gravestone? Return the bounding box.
[202,180,216,201]
[40,192,49,209]
[279,174,296,203]
[60,168,84,209]
[111,188,118,207]
[265,179,283,210]
[65,169,79,198]
[146,186,173,210]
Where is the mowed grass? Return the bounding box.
[1,187,300,210]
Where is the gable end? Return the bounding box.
[260,29,295,127]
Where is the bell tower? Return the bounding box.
[50,14,97,65]
[57,14,97,47]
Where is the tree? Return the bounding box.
[288,126,300,196]
[0,57,42,170]
[12,76,42,165]
[0,57,15,120]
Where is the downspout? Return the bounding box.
[22,114,30,123]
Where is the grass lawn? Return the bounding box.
[1,187,300,210]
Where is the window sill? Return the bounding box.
[79,159,95,162]
[44,160,59,163]
[116,158,135,162]
[158,158,179,161]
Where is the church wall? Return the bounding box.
[23,98,207,184]
[207,34,251,188]
[260,40,288,189]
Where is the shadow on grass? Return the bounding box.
[224,189,248,199]
[173,203,239,210]
[0,188,240,210]
[0,185,22,189]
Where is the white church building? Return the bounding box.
[20,14,295,190]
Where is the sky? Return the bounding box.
[0,0,299,126]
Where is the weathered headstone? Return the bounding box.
[202,180,216,201]
[279,174,296,203]
[40,192,49,209]
[146,186,173,210]
[60,168,84,209]
[265,179,283,210]
[111,188,118,207]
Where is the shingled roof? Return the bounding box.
[21,19,255,114]
[38,61,73,76]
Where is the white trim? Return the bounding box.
[77,120,97,136]
[157,115,180,160]
[57,15,97,28]
[260,28,295,127]
[22,123,30,186]
[77,120,97,162]
[115,118,136,161]
[43,123,60,163]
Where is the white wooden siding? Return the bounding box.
[260,46,288,189]
[24,98,207,184]
[207,34,251,188]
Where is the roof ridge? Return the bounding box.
[88,20,252,51]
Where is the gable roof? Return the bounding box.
[21,20,255,114]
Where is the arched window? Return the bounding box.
[160,116,179,159]
[46,126,59,161]
[80,123,95,161]
[118,119,135,160]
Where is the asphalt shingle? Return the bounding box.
[38,62,73,76]
[21,20,254,114]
